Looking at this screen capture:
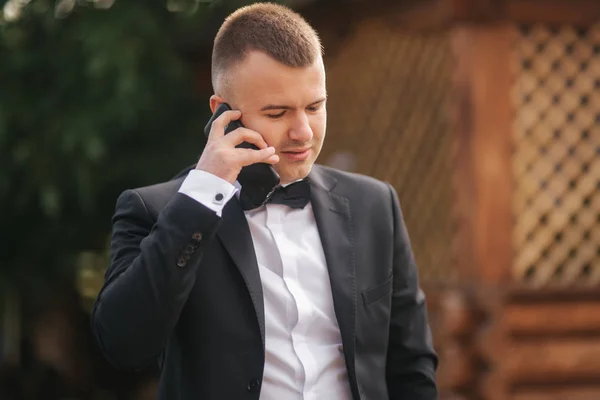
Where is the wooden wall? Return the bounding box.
[300,1,600,399]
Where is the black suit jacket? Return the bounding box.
[91,164,438,400]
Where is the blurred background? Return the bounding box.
[1,0,600,399]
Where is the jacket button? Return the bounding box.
[247,379,260,392]
[192,232,203,241]
[177,258,187,267]
[182,244,195,255]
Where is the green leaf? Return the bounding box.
[40,184,61,218]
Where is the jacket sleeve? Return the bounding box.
[385,183,439,399]
[91,189,222,370]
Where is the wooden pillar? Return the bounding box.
[451,23,515,286]
[435,23,516,400]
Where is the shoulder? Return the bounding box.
[135,177,185,208]
[116,165,193,217]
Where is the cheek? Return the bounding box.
[247,120,282,146]
[311,115,326,141]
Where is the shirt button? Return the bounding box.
[247,379,260,392]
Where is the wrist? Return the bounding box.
[194,164,237,185]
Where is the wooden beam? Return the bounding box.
[507,0,600,25]
[505,339,600,383]
[449,0,600,25]
[382,0,457,31]
[450,0,507,23]
[448,0,600,25]
[504,302,600,335]
[451,24,515,284]
[363,0,600,27]
[513,387,600,400]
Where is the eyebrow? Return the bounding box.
[260,97,327,112]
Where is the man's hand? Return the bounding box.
[196,109,279,183]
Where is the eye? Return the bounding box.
[266,111,285,119]
[307,103,324,112]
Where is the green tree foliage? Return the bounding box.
[0,0,267,293]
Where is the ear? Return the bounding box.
[209,95,226,113]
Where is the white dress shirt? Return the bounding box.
[178,169,353,400]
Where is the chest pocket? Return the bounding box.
[361,275,393,305]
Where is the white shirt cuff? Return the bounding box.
[178,169,238,217]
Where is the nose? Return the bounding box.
[288,112,313,143]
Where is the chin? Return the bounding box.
[278,166,310,184]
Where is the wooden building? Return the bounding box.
[188,0,600,398]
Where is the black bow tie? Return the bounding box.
[240,180,311,211]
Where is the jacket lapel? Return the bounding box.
[308,166,358,393]
[216,197,266,346]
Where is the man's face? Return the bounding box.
[212,50,327,185]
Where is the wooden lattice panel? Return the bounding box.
[320,18,456,281]
[513,23,600,287]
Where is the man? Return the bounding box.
[91,3,438,399]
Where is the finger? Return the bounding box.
[208,110,242,139]
[238,147,278,167]
[264,154,280,165]
[225,127,269,149]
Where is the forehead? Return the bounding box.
[229,50,326,106]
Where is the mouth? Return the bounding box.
[280,148,311,161]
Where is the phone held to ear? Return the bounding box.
[203,103,281,208]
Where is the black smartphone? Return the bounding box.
[204,103,280,207]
